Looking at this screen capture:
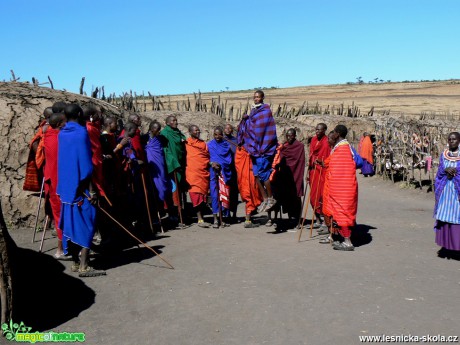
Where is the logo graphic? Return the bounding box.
[2,320,85,343]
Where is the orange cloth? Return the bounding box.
[359,136,373,164]
[235,147,263,215]
[327,140,358,227]
[185,137,210,195]
[269,144,283,182]
[35,136,46,170]
[86,122,106,197]
[23,121,47,191]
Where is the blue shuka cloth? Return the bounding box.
[224,134,238,155]
[251,155,274,183]
[208,139,233,215]
[57,122,96,253]
[238,104,277,158]
[145,136,171,201]
[434,153,460,224]
[361,159,374,175]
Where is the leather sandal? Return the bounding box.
[333,242,355,251]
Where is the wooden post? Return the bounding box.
[47,76,54,89]
[79,77,85,95]
[92,87,99,98]
[10,70,17,81]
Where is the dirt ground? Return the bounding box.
[9,174,460,345]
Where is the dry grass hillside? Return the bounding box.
[153,80,460,118]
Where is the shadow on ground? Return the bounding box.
[351,223,376,247]
[90,245,167,270]
[12,247,95,331]
[437,248,460,261]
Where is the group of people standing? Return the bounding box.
[23,89,386,277]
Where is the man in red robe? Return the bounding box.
[43,112,68,258]
[23,107,53,191]
[185,125,210,227]
[308,123,331,230]
[271,129,306,226]
[83,105,106,199]
[119,113,147,162]
[327,125,358,251]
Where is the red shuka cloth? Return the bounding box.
[23,120,47,191]
[119,128,146,162]
[327,141,358,227]
[189,192,206,207]
[321,156,332,217]
[43,127,62,239]
[280,140,306,197]
[308,135,331,213]
[185,137,210,195]
[86,122,106,197]
[235,147,263,215]
[218,174,230,210]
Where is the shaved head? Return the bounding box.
[44,107,53,119]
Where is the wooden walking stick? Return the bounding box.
[140,171,155,233]
[32,177,46,243]
[83,193,174,269]
[173,171,185,227]
[297,164,321,242]
[309,164,323,238]
[103,195,113,207]
[38,215,50,253]
[146,171,165,234]
[217,175,223,227]
[296,180,309,229]
[297,187,311,242]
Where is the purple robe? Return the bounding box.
[146,136,171,202]
[433,151,460,250]
[208,139,233,215]
[238,104,277,158]
[224,134,238,155]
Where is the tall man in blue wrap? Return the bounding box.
[224,124,239,220]
[239,90,278,212]
[58,104,103,277]
[208,126,233,227]
[145,121,171,209]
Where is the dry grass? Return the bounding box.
[152,80,460,117]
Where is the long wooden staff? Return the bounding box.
[38,215,50,253]
[216,175,223,226]
[309,163,323,238]
[103,195,113,207]
[298,166,320,242]
[32,177,46,243]
[173,171,185,227]
[84,193,174,269]
[296,180,309,229]
[145,170,165,234]
[140,171,154,233]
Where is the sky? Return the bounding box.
[1,0,459,95]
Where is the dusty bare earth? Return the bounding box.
[9,175,459,345]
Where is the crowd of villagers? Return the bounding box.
[23,90,460,276]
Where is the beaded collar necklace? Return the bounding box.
[443,148,460,161]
